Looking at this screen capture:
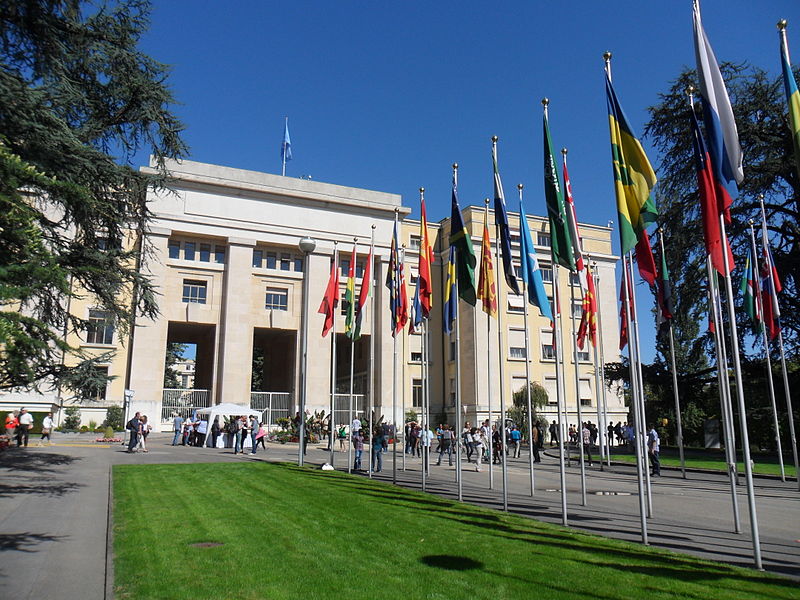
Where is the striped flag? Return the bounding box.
[386,220,408,336]
[344,243,357,337]
[563,156,586,288]
[352,242,372,340]
[739,247,762,334]
[577,264,597,349]
[318,249,339,337]
[449,168,477,305]
[655,238,674,336]
[492,142,521,295]
[477,206,497,317]
[759,216,782,340]
[443,247,458,334]
[543,109,576,271]
[418,198,435,317]
[780,23,800,181]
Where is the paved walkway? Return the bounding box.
[0,434,797,600]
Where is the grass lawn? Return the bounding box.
[113,462,796,600]
[606,449,797,478]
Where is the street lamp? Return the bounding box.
[298,236,316,466]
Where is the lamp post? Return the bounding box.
[298,236,317,466]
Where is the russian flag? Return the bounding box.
[693,1,743,223]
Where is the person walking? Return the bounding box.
[171,413,184,446]
[472,427,485,472]
[211,417,221,448]
[352,428,364,470]
[17,408,34,447]
[38,412,54,446]
[138,415,151,452]
[582,422,592,466]
[126,412,141,453]
[511,426,522,458]
[371,427,385,472]
[5,411,19,443]
[549,420,558,446]
[249,415,260,455]
[648,424,661,476]
[255,423,267,450]
[436,425,454,466]
[531,422,541,463]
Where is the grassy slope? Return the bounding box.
[606,451,797,477]
[113,462,797,600]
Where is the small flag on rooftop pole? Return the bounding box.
[281,117,292,176]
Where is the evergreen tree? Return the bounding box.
[0,1,187,390]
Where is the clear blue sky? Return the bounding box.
[136,0,798,362]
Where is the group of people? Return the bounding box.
[169,413,266,454]
[125,412,152,452]
[4,408,53,447]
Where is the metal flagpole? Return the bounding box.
[327,242,339,470]
[421,317,427,491]
[707,256,742,532]
[623,255,648,544]
[402,244,407,473]
[587,263,605,471]
[454,249,463,501]
[591,261,612,467]
[553,263,568,525]
[392,211,399,486]
[518,185,536,497]
[759,194,798,490]
[719,214,762,570]
[368,225,375,479]
[569,273,588,505]
[281,117,287,177]
[494,228,508,512]
[348,240,358,474]
[747,220,785,481]
[658,228,686,478]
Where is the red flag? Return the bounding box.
[477,209,498,316]
[577,265,597,349]
[318,251,340,336]
[418,198,434,317]
[397,255,409,335]
[618,267,634,350]
[635,228,657,286]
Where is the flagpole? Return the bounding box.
[707,256,742,532]
[454,253,463,501]
[760,193,798,490]
[569,268,588,505]
[329,242,339,470]
[483,197,495,490]
[658,228,686,478]
[282,116,288,177]
[518,186,536,497]
[491,217,503,493]
[591,261,611,468]
[719,215,762,570]
[421,317,427,491]
[348,238,358,474]
[369,225,375,479]
[553,263,570,525]
[401,244,407,474]
[747,220,785,481]
[623,254,648,544]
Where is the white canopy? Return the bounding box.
[195,403,262,419]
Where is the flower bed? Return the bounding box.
[96,438,122,443]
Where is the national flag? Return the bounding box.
[492,143,521,295]
[605,74,658,256]
[655,237,674,335]
[477,207,498,317]
[519,199,553,321]
[418,198,435,317]
[618,268,634,350]
[576,264,597,349]
[562,156,585,287]
[281,118,292,164]
[386,220,408,336]
[443,246,458,334]
[410,278,423,333]
[693,1,743,219]
[635,228,657,287]
[318,249,339,337]
[352,243,372,340]
[543,110,576,271]
[690,108,734,275]
[739,247,762,334]
[449,168,477,305]
[780,24,800,181]
[398,256,409,334]
[759,217,782,340]
[344,244,357,337]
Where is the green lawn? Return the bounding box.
[113,462,796,600]
[606,449,798,478]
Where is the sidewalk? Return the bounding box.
[1,433,797,600]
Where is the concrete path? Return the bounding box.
[0,434,797,600]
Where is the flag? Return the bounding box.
[577,265,597,349]
[281,118,292,164]
[519,199,553,321]
[344,244,357,337]
[443,246,458,334]
[563,157,586,287]
[780,25,800,181]
[352,243,372,340]
[410,278,423,333]
[543,110,576,271]
[618,267,634,350]
[418,198,435,317]
[760,218,782,340]
[739,247,762,334]
[477,207,497,317]
[690,108,734,275]
[693,1,743,219]
[449,169,477,305]
[635,228,657,287]
[318,250,339,337]
[386,220,408,336]
[605,73,658,256]
[655,237,674,335]
[492,145,521,295]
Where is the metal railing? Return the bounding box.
[161,389,211,422]
[331,393,368,429]
[250,392,292,427]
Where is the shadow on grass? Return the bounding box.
[421,554,482,571]
[0,451,80,473]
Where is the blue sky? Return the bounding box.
[136,0,798,362]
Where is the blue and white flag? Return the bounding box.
[281,118,292,164]
[519,200,553,321]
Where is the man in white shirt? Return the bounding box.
[17,407,34,447]
[38,412,54,446]
[647,424,661,476]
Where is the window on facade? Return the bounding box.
[265,252,277,269]
[570,272,581,286]
[168,241,180,259]
[544,377,558,405]
[86,309,114,345]
[508,329,526,359]
[577,350,590,362]
[356,261,364,278]
[340,258,350,275]
[252,249,263,268]
[508,295,524,314]
[409,235,421,250]
[410,352,422,363]
[214,245,226,264]
[294,257,304,272]
[265,287,288,311]
[449,378,456,407]
[510,230,521,246]
[184,242,196,261]
[541,329,555,360]
[90,366,108,401]
[199,243,211,262]
[540,267,553,283]
[579,380,592,407]
[182,280,207,304]
[449,340,456,361]
[537,232,551,247]
[280,254,291,271]
[412,379,423,407]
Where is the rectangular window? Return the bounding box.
[91,366,108,401]
[184,242,196,261]
[182,280,207,304]
[410,352,422,362]
[412,379,423,408]
[541,329,555,360]
[508,295,524,313]
[86,309,114,345]
[449,378,456,407]
[294,257,303,272]
[570,272,581,286]
[537,232,551,247]
[356,261,364,278]
[409,235,421,250]
[168,241,180,259]
[449,340,456,361]
[214,245,226,264]
[580,380,592,407]
[577,350,590,362]
[510,347,527,359]
[252,249,263,268]
[199,243,211,262]
[510,230,521,246]
[540,267,553,283]
[508,328,526,359]
[340,259,350,276]
[572,302,583,318]
[280,254,291,271]
[544,377,558,406]
[265,252,277,269]
[265,287,288,311]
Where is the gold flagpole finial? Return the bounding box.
[452,163,458,170]
[541,97,549,107]
[603,51,612,62]
[484,198,490,206]
[778,19,787,31]
[561,147,568,156]
[517,183,523,191]
[491,135,498,143]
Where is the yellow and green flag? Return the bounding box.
[605,74,658,255]
[344,243,357,338]
[780,25,800,182]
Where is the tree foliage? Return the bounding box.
[0,0,187,390]
[163,342,187,388]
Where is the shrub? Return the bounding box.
[88,419,98,431]
[103,406,124,431]
[80,425,89,432]
[104,426,114,439]
[63,406,81,430]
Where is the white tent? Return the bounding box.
[195,403,262,448]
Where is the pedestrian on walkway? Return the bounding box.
[582,422,592,466]
[352,428,364,470]
[511,426,521,458]
[249,415,260,455]
[531,422,541,463]
[5,411,18,443]
[549,420,558,446]
[232,416,244,454]
[38,412,54,446]
[126,412,141,452]
[171,413,184,446]
[472,427,485,472]
[371,427,385,472]
[17,408,33,447]
[648,424,661,476]
[436,425,453,466]
[137,415,150,452]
